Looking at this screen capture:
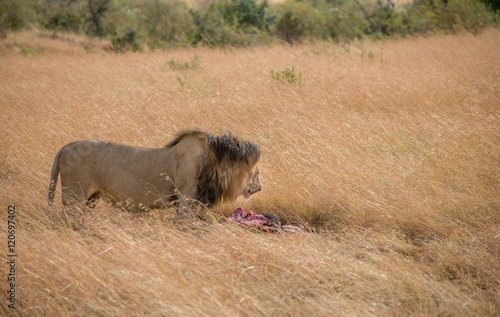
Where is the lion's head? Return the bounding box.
[241,167,261,200]
[167,130,262,207]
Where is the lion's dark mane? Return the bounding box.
[166,129,261,206]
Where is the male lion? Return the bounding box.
[48,129,262,217]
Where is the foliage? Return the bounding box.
[1,0,497,48]
[168,55,201,71]
[480,0,500,12]
[42,13,82,31]
[176,73,191,90]
[235,0,275,30]
[402,0,494,35]
[110,30,141,52]
[191,0,275,47]
[21,46,42,55]
[141,0,197,48]
[276,0,334,44]
[276,7,304,44]
[0,0,36,35]
[271,66,303,84]
[87,0,111,36]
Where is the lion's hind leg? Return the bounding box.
[85,192,101,208]
[60,182,99,209]
[61,185,85,206]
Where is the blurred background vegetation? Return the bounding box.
[1,0,498,50]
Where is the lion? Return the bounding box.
[48,129,262,218]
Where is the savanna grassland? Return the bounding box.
[1,29,499,316]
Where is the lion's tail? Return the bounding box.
[48,147,63,208]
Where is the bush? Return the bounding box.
[403,0,493,35]
[86,0,111,37]
[110,30,141,52]
[276,10,303,43]
[276,0,370,44]
[191,0,275,47]
[447,0,493,33]
[141,0,197,48]
[0,0,497,48]
[481,0,500,12]
[168,55,201,71]
[235,0,275,30]
[42,13,82,32]
[271,66,304,84]
[0,0,37,35]
[366,5,405,36]
[276,0,327,44]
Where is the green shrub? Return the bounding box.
[141,0,197,48]
[21,47,42,55]
[480,0,500,12]
[168,55,201,71]
[86,0,111,37]
[276,0,326,44]
[110,30,141,52]
[403,0,493,35]
[271,66,303,84]
[234,0,275,30]
[0,0,36,33]
[276,0,370,44]
[176,74,191,90]
[191,0,274,47]
[42,13,82,32]
[276,10,303,43]
[447,0,492,33]
[366,5,405,36]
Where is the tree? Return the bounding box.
[87,0,110,37]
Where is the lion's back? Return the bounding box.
[57,140,161,188]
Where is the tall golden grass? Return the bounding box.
[1,29,499,316]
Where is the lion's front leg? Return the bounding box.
[177,195,217,223]
[176,193,199,220]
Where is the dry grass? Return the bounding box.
[1,29,499,316]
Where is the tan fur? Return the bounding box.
[48,130,261,217]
